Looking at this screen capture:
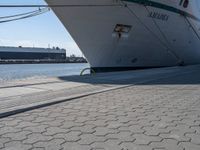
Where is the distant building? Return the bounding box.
[0,46,66,60]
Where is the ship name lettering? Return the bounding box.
[148,12,169,21]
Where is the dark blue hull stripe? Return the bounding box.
[92,66,173,73]
[123,0,200,21]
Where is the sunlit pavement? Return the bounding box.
[0,65,200,150]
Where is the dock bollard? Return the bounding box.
[80,68,96,76]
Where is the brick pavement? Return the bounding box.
[0,66,200,150]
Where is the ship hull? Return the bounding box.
[46,0,200,72]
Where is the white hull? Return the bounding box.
[46,0,200,72]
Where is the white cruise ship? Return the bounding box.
[45,0,200,72]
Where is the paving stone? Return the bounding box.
[4,141,33,150]
[116,116,130,123]
[78,134,105,145]
[71,124,95,134]
[106,121,126,129]
[93,127,117,136]
[75,116,92,123]
[179,142,200,150]
[143,126,171,136]
[60,121,84,129]
[31,148,45,150]
[159,129,191,142]
[150,139,183,150]
[48,112,70,118]
[86,120,108,127]
[2,119,22,127]
[33,138,65,150]
[62,142,92,150]
[0,127,21,135]
[91,139,122,150]
[15,121,39,129]
[53,131,81,142]
[0,137,10,149]
[43,127,68,136]
[23,125,48,133]
[185,133,200,145]
[105,131,135,142]
[190,126,200,134]
[0,123,4,128]
[120,142,153,150]
[23,133,52,144]
[2,130,31,141]
[32,117,55,123]
[151,121,172,129]
[119,125,145,134]
[17,115,38,122]
[132,134,162,145]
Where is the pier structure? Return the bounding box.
[0,65,200,150]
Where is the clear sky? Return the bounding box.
[0,0,82,56]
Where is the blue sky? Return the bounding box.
[0,0,82,56]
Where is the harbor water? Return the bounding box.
[0,63,89,83]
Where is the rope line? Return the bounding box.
[0,4,121,8]
[0,9,43,19]
[0,8,50,23]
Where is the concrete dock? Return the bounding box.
[0,65,200,150]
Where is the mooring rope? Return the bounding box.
[0,7,50,23]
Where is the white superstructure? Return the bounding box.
[45,0,200,72]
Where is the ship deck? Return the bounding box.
[0,65,200,150]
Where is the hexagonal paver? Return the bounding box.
[132,134,162,145]
[120,142,153,150]
[70,124,96,134]
[2,131,31,141]
[119,125,145,134]
[86,120,108,127]
[23,133,52,144]
[185,133,200,145]
[78,134,105,145]
[33,138,65,150]
[160,131,191,143]
[105,131,135,142]
[53,131,81,142]
[150,139,183,150]
[93,127,117,136]
[62,142,92,150]
[143,126,171,136]
[23,125,48,133]
[179,142,200,150]
[3,119,22,127]
[0,137,10,149]
[60,121,84,129]
[43,127,68,136]
[0,127,21,135]
[91,139,122,150]
[15,121,39,129]
[4,141,33,150]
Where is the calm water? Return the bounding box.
[0,63,89,83]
